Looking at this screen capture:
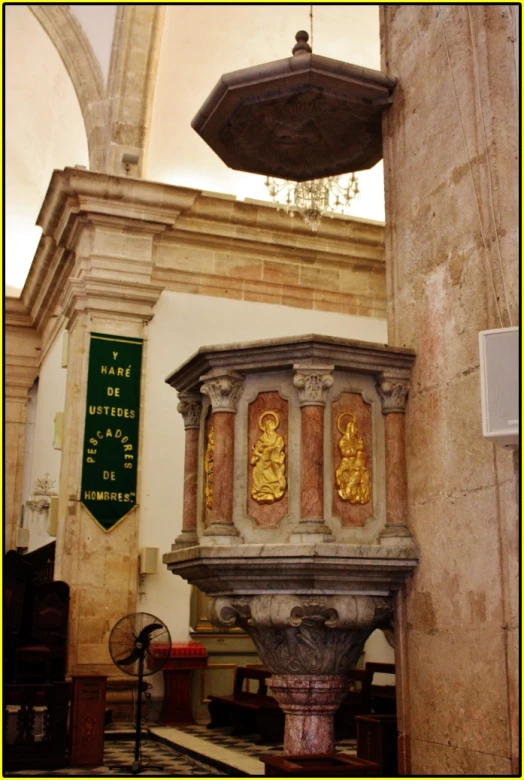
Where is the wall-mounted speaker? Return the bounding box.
[479,327,519,447]
[16,527,29,549]
[139,547,159,575]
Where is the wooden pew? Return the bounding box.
[208,667,284,742]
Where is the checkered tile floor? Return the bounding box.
[5,737,227,777]
[177,723,358,760]
[5,725,357,776]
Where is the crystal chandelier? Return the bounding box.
[264,173,359,232]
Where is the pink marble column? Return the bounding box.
[212,411,235,526]
[200,371,244,542]
[269,674,349,755]
[291,366,334,541]
[376,377,410,539]
[173,393,202,549]
[300,405,324,519]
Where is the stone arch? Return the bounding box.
[30,5,108,172]
[106,5,165,176]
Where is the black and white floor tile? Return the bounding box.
[176,723,357,761]
[5,737,227,777]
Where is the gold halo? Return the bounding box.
[337,411,356,435]
[259,410,279,430]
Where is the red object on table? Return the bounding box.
[157,642,207,726]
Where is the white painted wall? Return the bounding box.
[5,5,89,291]
[25,331,68,553]
[139,290,387,640]
[69,5,117,87]
[363,628,395,685]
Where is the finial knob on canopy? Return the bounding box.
[292,30,312,56]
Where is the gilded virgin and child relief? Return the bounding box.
[332,392,373,527]
[335,411,371,505]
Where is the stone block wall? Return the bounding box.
[381,5,519,774]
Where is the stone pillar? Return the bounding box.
[27,168,193,677]
[172,392,202,549]
[269,675,348,755]
[210,593,391,756]
[376,375,411,543]
[291,364,334,542]
[200,371,244,544]
[4,301,40,552]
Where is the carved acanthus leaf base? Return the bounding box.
[208,593,392,675]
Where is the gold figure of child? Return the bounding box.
[335,412,371,504]
[251,411,287,504]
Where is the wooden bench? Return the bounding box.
[208,667,284,742]
[335,669,372,739]
[335,662,396,738]
[356,714,398,776]
[366,662,396,715]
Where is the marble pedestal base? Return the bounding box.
[269,674,348,755]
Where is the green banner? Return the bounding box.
[80,333,143,532]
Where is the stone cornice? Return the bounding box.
[35,168,199,246]
[164,543,419,597]
[166,333,416,394]
[60,276,165,328]
[5,297,34,329]
[159,198,385,271]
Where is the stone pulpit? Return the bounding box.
[163,334,418,756]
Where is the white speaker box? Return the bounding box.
[139,547,159,575]
[16,527,29,549]
[478,327,519,447]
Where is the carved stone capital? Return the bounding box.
[208,593,392,675]
[200,371,244,413]
[176,392,202,429]
[376,377,410,414]
[293,364,334,407]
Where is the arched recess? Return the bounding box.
[30,5,108,171]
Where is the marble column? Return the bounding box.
[209,593,391,755]
[291,364,334,542]
[376,374,411,542]
[200,371,244,544]
[172,392,202,549]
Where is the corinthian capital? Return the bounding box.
[177,392,202,429]
[200,371,244,413]
[376,376,410,414]
[293,364,334,407]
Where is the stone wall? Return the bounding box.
[381,5,519,774]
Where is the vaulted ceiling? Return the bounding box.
[5,4,383,293]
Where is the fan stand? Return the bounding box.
[108,613,171,775]
[111,654,164,775]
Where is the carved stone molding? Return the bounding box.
[208,593,392,675]
[177,392,202,429]
[376,378,410,414]
[200,371,244,413]
[293,365,334,407]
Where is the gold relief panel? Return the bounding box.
[204,426,214,510]
[335,412,371,505]
[332,393,373,527]
[203,410,214,526]
[248,391,288,528]
[251,411,287,504]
